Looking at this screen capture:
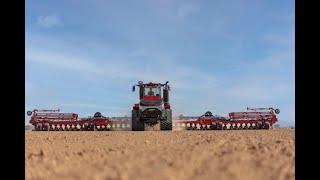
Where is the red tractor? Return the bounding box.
[131,81,172,131]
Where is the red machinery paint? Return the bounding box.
[173,107,279,130]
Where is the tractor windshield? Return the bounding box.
[144,87,161,96]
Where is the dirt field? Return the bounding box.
[25,129,294,180]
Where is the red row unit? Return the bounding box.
[28,109,78,122]
[173,107,280,130]
[27,109,130,131]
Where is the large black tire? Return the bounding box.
[27,111,32,116]
[160,110,172,130]
[132,110,144,131]
[160,120,172,130]
[204,111,213,117]
[94,112,102,118]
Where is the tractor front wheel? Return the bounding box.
[132,109,144,131]
[160,120,172,130]
[160,110,172,130]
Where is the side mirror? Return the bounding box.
[168,85,170,91]
[163,89,169,103]
[139,86,144,99]
[132,86,135,92]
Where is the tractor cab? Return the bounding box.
[132,81,170,107]
[144,86,161,96]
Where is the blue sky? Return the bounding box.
[25,0,295,126]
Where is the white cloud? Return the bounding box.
[25,81,33,100]
[224,82,288,102]
[26,33,217,90]
[36,14,61,28]
[255,52,294,70]
[27,48,105,75]
[263,33,293,47]
[262,26,295,49]
[128,48,146,57]
[25,81,32,92]
[25,35,220,119]
[177,3,197,18]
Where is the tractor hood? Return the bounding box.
[140,95,162,106]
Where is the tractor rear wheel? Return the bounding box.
[132,109,144,131]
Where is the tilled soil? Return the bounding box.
[25,129,294,180]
